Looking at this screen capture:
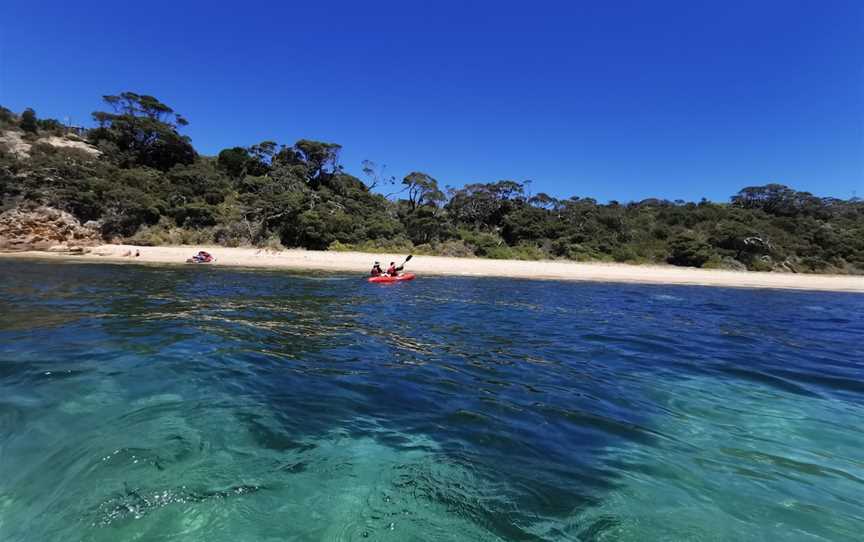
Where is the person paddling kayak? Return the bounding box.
[386,261,402,277]
[367,255,414,283]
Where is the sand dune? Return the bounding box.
[2,244,863,293]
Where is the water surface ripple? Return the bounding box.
[1,260,863,541]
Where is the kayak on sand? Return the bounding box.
[368,272,416,283]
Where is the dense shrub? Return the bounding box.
[667,233,712,267]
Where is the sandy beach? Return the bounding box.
[2,244,863,293]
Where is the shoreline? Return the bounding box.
[1,244,863,293]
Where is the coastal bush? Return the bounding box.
[458,229,509,257]
[414,240,475,258]
[171,203,218,228]
[0,106,15,127]
[799,256,831,273]
[3,91,862,275]
[328,237,415,254]
[484,245,514,259]
[703,256,747,271]
[612,245,641,263]
[37,118,66,135]
[749,256,775,273]
[213,221,251,247]
[667,232,712,267]
[554,241,605,262]
[509,243,546,261]
[327,240,352,252]
[129,219,215,246]
[128,221,169,246]
[257,235,285,251]
[20,108,38,134]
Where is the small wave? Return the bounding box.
[94,483,261,526]
[651,294,683,302]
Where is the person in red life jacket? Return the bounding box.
[370,261,384,277]
[386,261,401,277]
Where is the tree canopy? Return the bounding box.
[20,108,38,134]
[89,92,195,170]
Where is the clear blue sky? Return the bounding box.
[2,0,862,202]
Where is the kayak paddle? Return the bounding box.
[397,254,413,271]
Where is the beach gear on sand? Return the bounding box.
[187,251,214,264]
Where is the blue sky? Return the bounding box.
[1,0,862,202]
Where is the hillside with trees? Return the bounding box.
[1,93,862,274]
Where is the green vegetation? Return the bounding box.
[1,93,862,274]
[19,108,38,134]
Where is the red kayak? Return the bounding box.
[368,273,416,283]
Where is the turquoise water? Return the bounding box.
[1,260,863,541]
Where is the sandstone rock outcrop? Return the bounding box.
[0,206,102,251]
[0,130,100,159]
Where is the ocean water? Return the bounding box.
[0,260,862,541]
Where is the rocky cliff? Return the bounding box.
[0,206,102,251]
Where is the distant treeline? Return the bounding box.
[1,94,862,273]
